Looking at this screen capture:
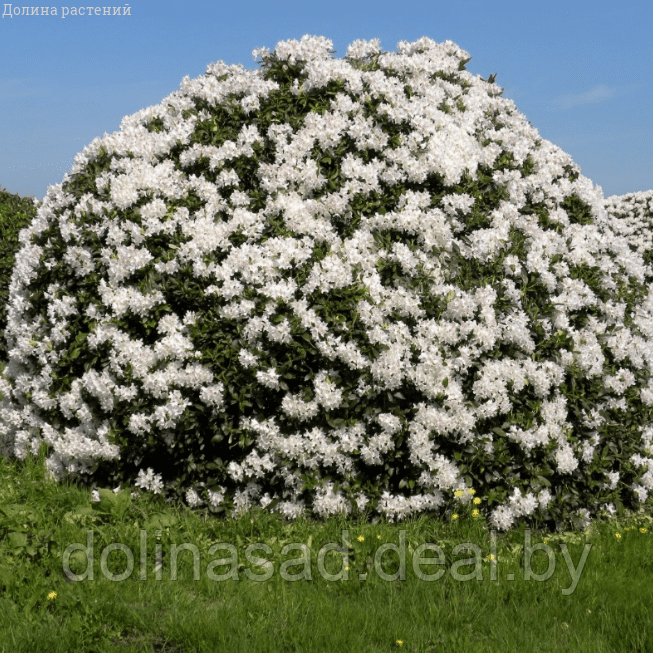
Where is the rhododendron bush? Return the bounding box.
[1,35,653,533]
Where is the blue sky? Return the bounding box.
[1,0,651,203]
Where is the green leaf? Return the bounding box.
[7,532,28,549]
[0,564,15,589]
[91,487,131,521]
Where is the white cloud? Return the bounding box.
[551,82,646,110]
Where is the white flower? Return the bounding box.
[355,492,369,511]
[134,468,164,494]
[185,488,203,507]
[537,488,552,510]
[490,505,515,531]
[207,486,227,510]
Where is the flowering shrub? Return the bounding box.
[0,187,40,362]
[1,35,653,533]
[604,190,653,273]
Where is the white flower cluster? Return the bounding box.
[1,35,653,532]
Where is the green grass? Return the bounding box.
[0,356,652,652]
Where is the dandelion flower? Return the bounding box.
[47,592,57,600]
